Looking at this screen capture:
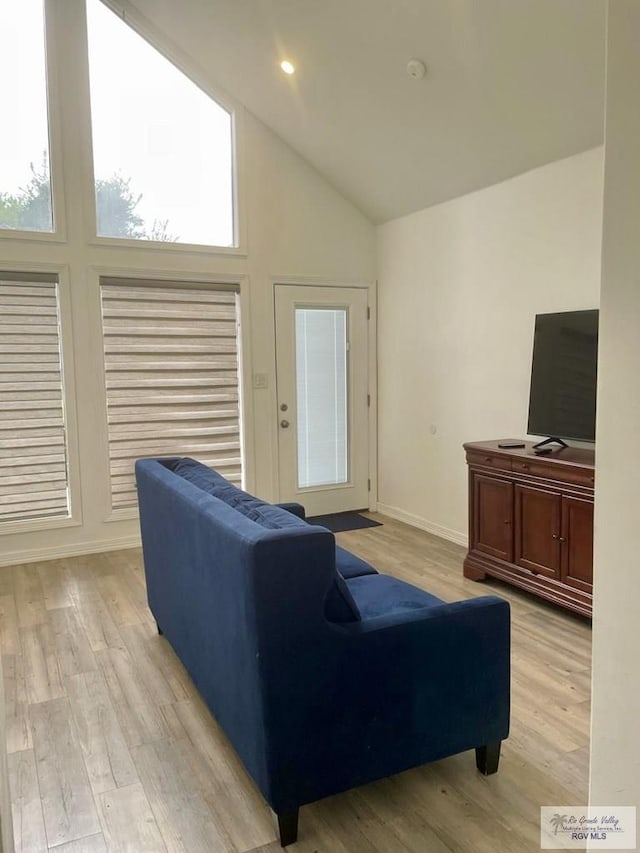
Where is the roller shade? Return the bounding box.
[100,279,242,510]
[0,273,70,523]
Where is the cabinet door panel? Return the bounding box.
[515,485,561,578]
[561,496,594,592]
[472,475,513,562]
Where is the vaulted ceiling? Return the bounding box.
[126,0,606,223]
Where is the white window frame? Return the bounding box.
[0,262,82,535]
[88,266,252,523]
[0,0,253,546]
[0,0,68,245]
[84,0,246,256]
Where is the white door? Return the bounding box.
[275,285,369,516]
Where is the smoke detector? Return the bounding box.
[406,59,427,80]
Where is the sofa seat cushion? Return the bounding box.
[335,546,378,579]
[345,574,444,621]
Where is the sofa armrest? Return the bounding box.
[345,595,510,720]
[275,502,306,520]
[259,593,510,811]
[352,592,508,638]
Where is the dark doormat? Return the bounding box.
[308,512,382,533]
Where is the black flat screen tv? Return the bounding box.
[527,309,598,444]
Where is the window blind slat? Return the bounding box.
[0,307,57,315]
[0,470,67,487]
[1,454,66,471]
[2,480,68,498]
[101,280,242,510]
[108,440,240,459]
[0,418,64,430]
[104,320,237,334]
[0,397,63,409]
[0,436,66,452]
[108,409,239,424]
[0,278,70,523]
[2,496,69,515]
[100,283,236,302]
[104,361,237,371]
[108,427,240,444]
[0,349,60,359]
[106,376,237,386]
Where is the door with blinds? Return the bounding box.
[100,278,243,511]
[275,284,369,516]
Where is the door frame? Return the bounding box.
[271,277,377,512]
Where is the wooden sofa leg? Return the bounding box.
[476,741,501,775]
[277,809,299,846]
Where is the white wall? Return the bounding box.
[0,0,375,567]
[376,148,603,543]
[589,0,640,820]
[242,111,376,502]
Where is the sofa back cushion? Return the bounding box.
[170,458,360,623]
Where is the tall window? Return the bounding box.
[100,279,242,510]
[295,308,348,488]
[86,0,234,247]
[0,1,54,232]
[0,274,70,522]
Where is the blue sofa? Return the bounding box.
[135,457,510,846]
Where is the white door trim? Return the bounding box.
[272,279,377,513]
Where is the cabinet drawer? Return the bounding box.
[511,458,595,487]
[466,451,511,472]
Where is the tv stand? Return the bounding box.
[463,440,594,618]
[532,436,568,451]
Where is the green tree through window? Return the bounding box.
[0,158,176,240]
[0,0,53,233]
[87,0,234,247]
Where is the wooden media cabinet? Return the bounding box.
[463,440,594,618]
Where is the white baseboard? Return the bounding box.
[376,503,468,548]
[0,507,464,566]
[0,534,142,568]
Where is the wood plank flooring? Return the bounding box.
[1,516,591,852]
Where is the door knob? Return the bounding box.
[280,419,290,429]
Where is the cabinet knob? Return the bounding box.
[559,536,566,544]
[552,533,558,540]
[484,456,491,463]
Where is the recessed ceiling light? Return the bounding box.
[280,60,295,75]
[406,59,427,79]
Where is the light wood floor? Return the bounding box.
[1,515,591,852]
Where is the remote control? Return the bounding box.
[498,441,526,449]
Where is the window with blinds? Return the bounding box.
[0,273,70,523]
[100,279,243,510]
